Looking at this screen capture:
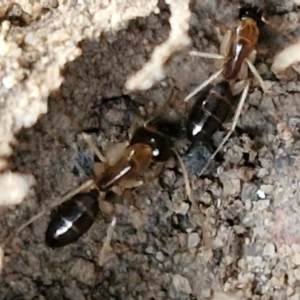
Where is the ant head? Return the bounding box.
[239,4,265,27]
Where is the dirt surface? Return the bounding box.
[2,0,300,299]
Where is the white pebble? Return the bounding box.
[188,233,200,249]
[257,189,266,199]
[156,251,165,262]
[263,243,276,258]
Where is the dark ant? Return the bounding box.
[186,80,249,176]
[17,92,191,248]
[184,4,267,175]
[185,4,267,100]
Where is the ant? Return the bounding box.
[185,4,267,101]
[184,4,269,175]
[16,91,192,248]
[186,80,250,176]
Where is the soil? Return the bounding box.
[1,0,300,299]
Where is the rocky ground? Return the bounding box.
[1,0,300,299]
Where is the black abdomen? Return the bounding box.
[187,81,233,141]
[45,191,99,248]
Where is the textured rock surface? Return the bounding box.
[1,0,300,299]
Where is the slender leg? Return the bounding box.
[81,133,107,163]
[17,179,95,232]
[246,60,269,94]
[172,149,194,203]
[198,80,250,176]
[184,69,223,102]
[219,30,231,57]
[231,79,247,96]
[189,51,224,60]
[104,141,129,166]
[99,217,117,266]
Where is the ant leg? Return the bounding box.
[231,79,247,96]
[104,141,129,166]
[189,51,224,60]
[172,149,194,203]
[81,133,107,163]
[246,59,269,94]
[17,179,95,233]
[198,80,250,176]
[219,29,231,57]
[99,217,117,266]
[184,68,223,102]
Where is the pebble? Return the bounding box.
[223,179,241,197]
[241,182,258,201]
[291,253,300,266]
[263,243,276,258]
[257,189,266,199]
[260,184,274,195]
[145,246,155,254]
[201,192,212,205]
[188,233,200,249]
[70,258,95,286]
[294,269,300,281]
[172,274,192,294]
[156,251,165,262]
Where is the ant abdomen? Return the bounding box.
[45,191,99,248]
[187,81,233,142]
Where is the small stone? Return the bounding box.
[277,122,293,141]
[260,184,274,195]
[290,294,300,300]
[257,189,266,199]
[99,200,114,214]
[263,243,276,257]
[241,182,257,201]
[223,179,241,197]
[202,288,212,298]
[145,246,155,254]
[292,253,300,266]
[294,269,300,281]
[288,270,296,286]
[172,274,192,294]
[70,258,95,286]
[156,251,165,262]
[244,199,252,210]
[188,233,200,249]
[257,168,268,178]
[278,245,292,257]
[201,192,212,205]
[233,225,245,235]
[287,286,294,296]
[270,275,281,287]
[291,244,300,253]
